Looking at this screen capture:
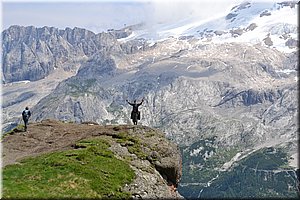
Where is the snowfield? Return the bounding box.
[121,1,298,53]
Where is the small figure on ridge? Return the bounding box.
[22,107,31,131]
[126,99,144,125]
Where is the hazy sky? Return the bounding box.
[1,0,277,33]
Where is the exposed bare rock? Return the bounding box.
[285,38,298,49]
[225,13,238,21]
[214,30,227,36]
[260,10,271,17]
[245,23,258,31]
[263,34,273,46]
[230,28,244,37]
[2,120,183,199]
[278,1,298,8]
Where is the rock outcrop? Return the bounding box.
[2,120,183,199]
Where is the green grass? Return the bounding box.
[115,132,148,160]
[2,124,25,139]
[145,131,156,138]
[180,147,298,199]
[241,147,289,170]
[66,78,97,97]
[2,138,135,199]
[180,138,240,184]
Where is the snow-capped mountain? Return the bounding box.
[119,1,298,53]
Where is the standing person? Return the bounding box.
[22,107,31,131]
[126,99,144,125]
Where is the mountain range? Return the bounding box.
[2,1,299,198]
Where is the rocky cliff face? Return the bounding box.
[1,25,134,83]
[2,120,183,199]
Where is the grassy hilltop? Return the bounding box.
[2,120,182,199]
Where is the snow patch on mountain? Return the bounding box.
[210,2,298,53]
[120,1,298,53]
[275,69,297,74]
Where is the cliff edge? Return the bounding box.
[2,119,183,199]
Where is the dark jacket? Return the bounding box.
[128,102,143,113]
[22,109,31,120]
[127,99,144,112]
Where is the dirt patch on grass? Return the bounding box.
[2,119,136,167]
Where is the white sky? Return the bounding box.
[1,0,281,33]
